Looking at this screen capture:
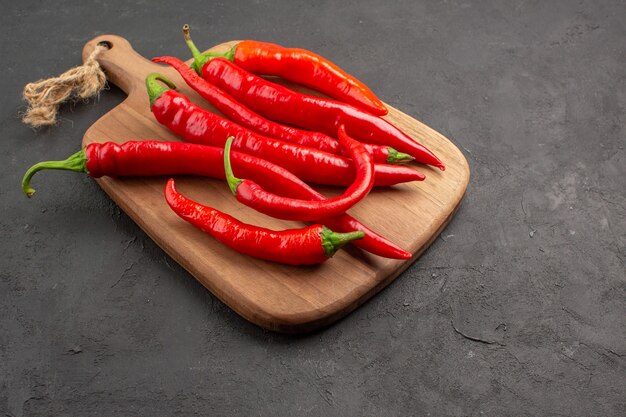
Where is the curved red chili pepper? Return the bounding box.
[152,56,413,165]
[146,74,425,187]
[223,126,373,221]
[196,57,445,170]
[21,141,412,259]
[165,178,364,265]
[183,24,388,116]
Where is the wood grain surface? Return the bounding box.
[81,34,470,333]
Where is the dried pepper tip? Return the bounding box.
[21,148,88,198]
[223,136,243,195]
[320,226,365,258]
[182,24,235,74]
[146,73,176,107]
[386,147,415,165]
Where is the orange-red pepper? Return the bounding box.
[183,24,388,116]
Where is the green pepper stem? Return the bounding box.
[320,226,365,258]
[182,24,235,74]
[223,136,243,195]
[22,148,88,198]
[146,73,176,108]
[387,147,415,164]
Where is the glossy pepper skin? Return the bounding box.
[21,141,412,259]
[196,57,445,170]
[152,56,413,165]
[183,24,387,116]
[164,178,364,265]
[224,126,374,221]
[146,74,425,187]
[22,141,333,198]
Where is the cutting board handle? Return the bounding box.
[82,35,163,97]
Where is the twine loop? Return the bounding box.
[22,43,109,127]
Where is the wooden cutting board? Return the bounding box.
[81,35,470,333]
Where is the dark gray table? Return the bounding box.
[2,1,624,415]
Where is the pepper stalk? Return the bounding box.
[183,24,236,74]
[22,149,88,197]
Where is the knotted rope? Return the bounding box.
[22,42,109,127]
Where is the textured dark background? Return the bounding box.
[1,1,624,416]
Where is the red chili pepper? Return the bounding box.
[183,24,387,116]
[192,56,445,170]
[165,178,364,265]
[146,74,425,187]
[22,141,328,198]
[21,141,412,259]
[152,55,413,165]
[223,126,373,221]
